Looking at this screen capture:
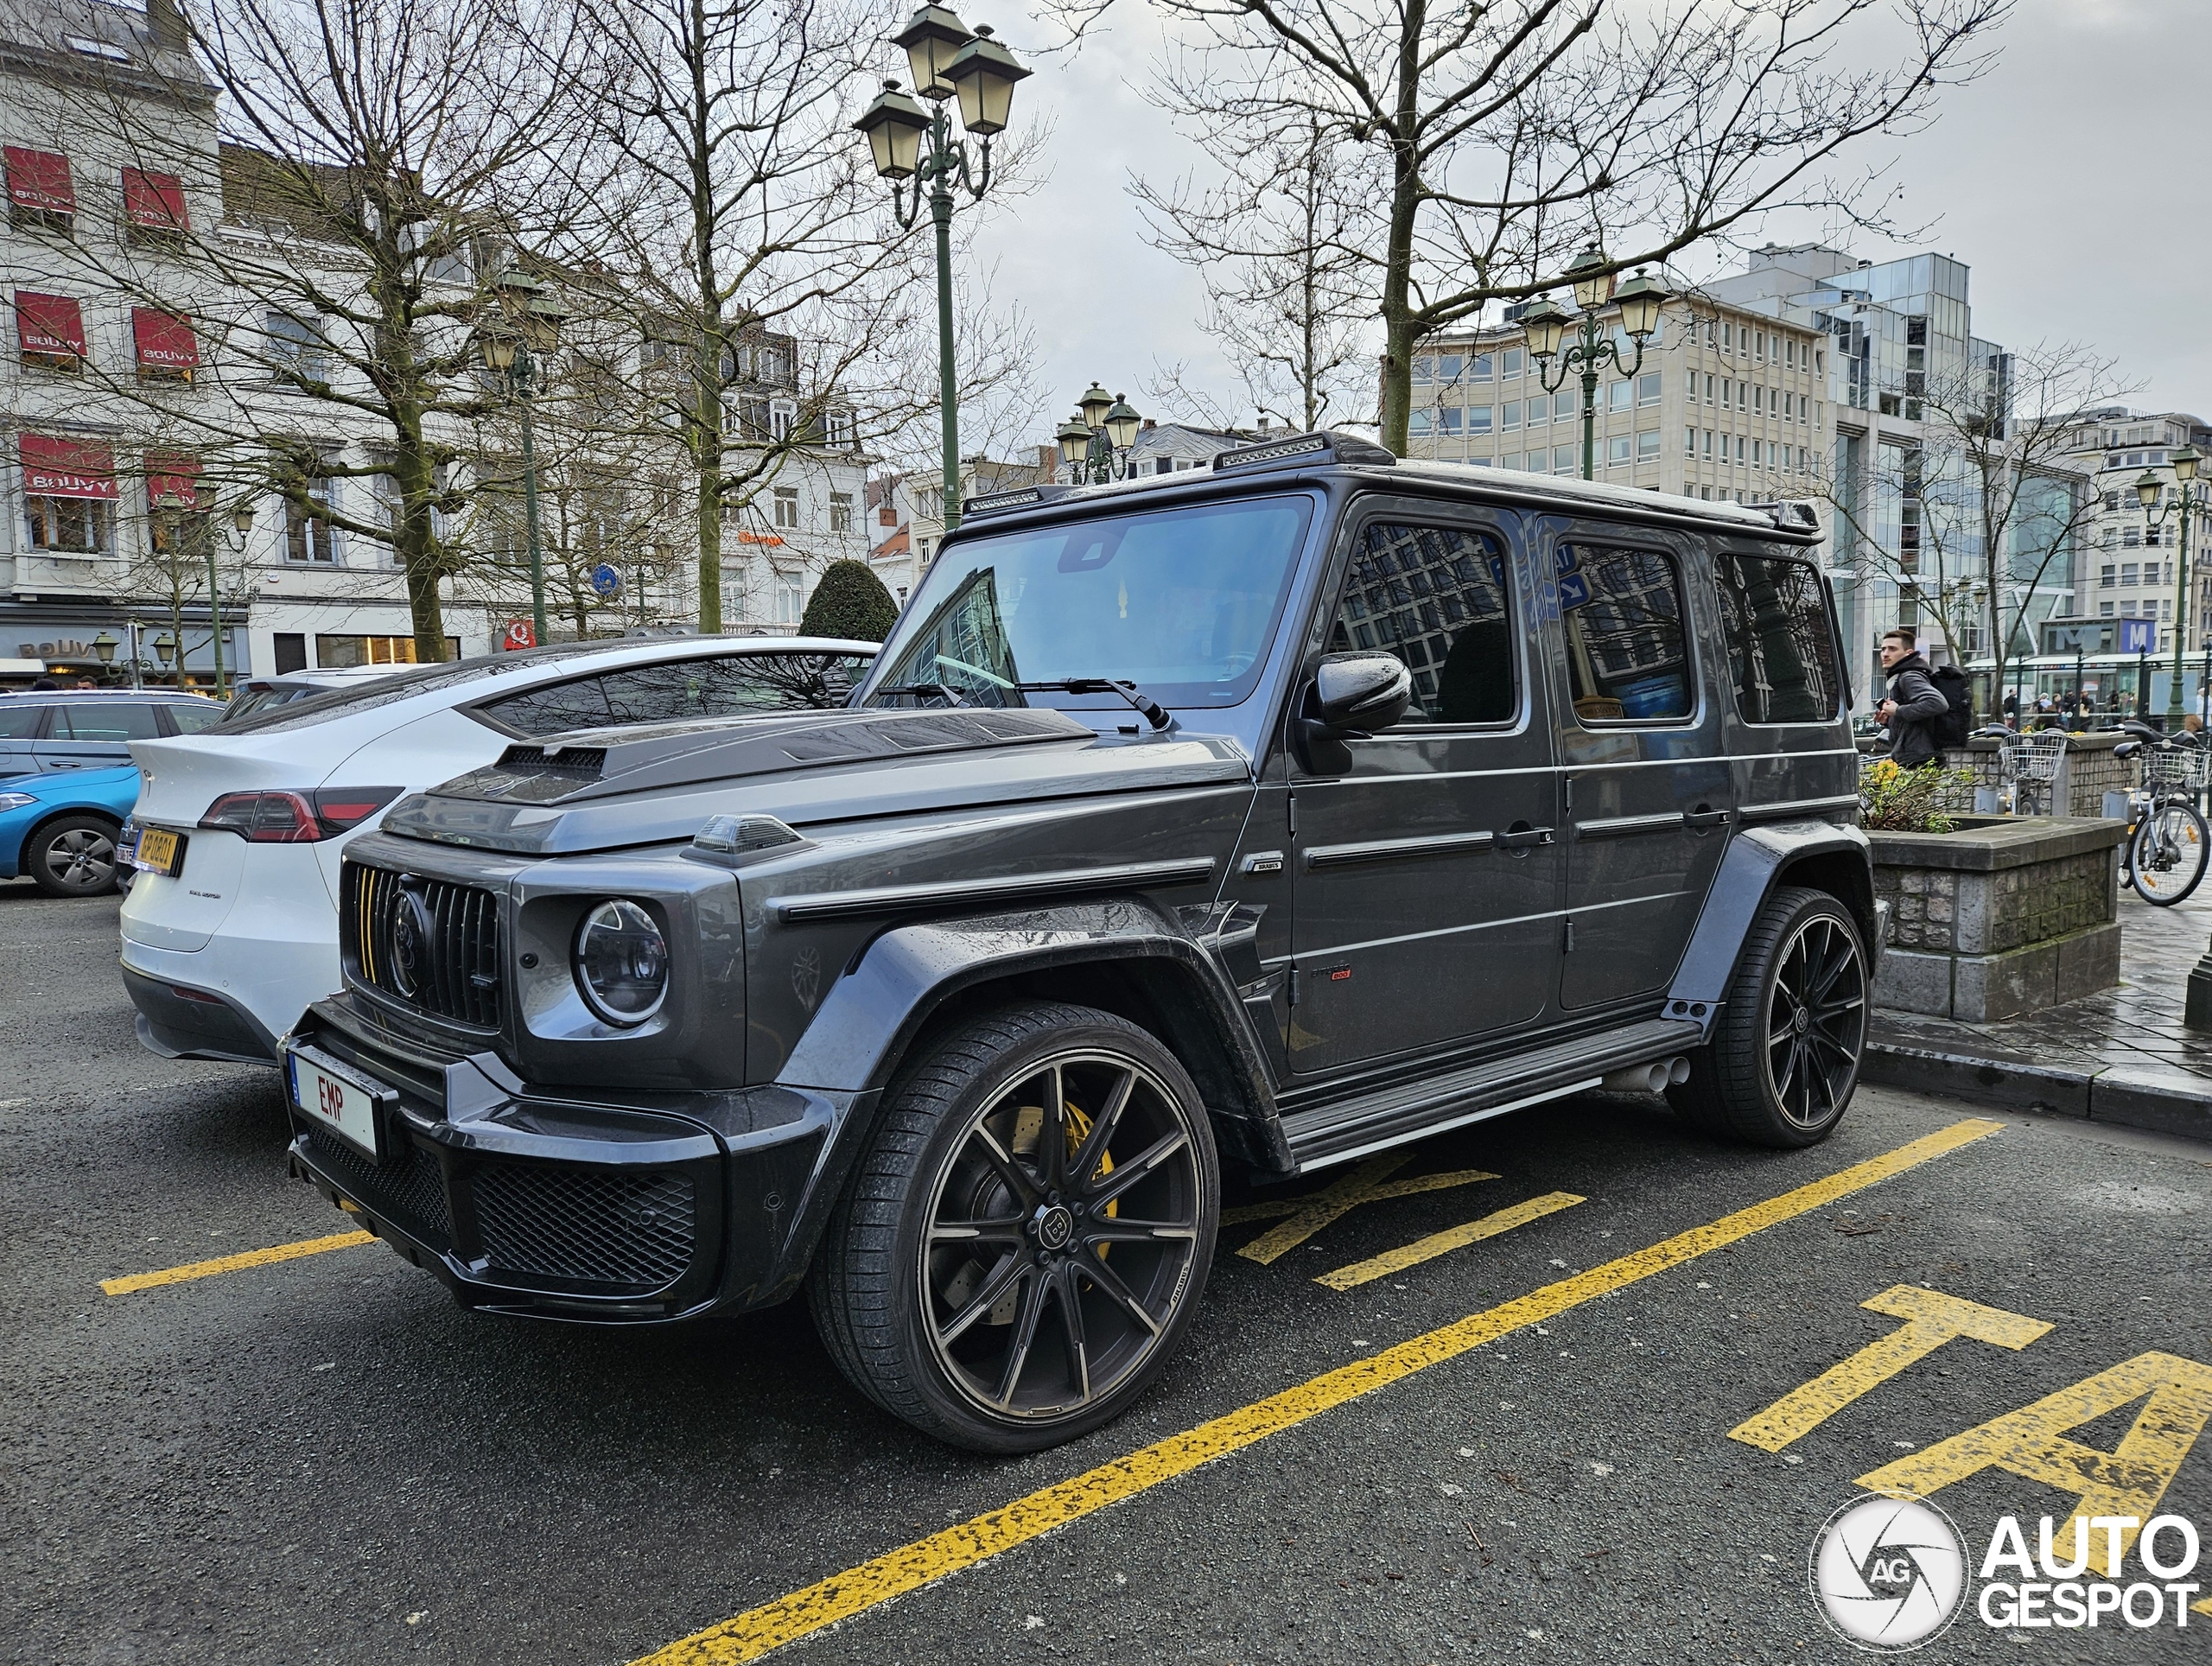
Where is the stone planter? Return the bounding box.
[1871,816,2129,1022]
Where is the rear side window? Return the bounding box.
[0,703,46,740]
[55,702,164,741]
[1560,544,1693,723]
[481,653,874,735]
[1325,521,1517,724]
[166,703,226,733]
[1714,552,1841,723]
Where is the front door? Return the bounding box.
[1289,506,1562,1076]
[1540,523,1732,1011]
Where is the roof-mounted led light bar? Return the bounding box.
[1213,429,1396,473]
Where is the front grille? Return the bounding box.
[306,1125,453,1247]
[474,1164,695,1290]
[345,862,503,1029]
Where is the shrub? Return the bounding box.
[1859,756,1976,833]
[798,558,899,642]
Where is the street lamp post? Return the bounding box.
[1055,384,1144,483]
[856,8,1029,539]
[2139,444,2202,728]
[1521,250,1669,481]
[481,269,569,647]
[208,498,251,700]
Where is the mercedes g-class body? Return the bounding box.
[285,431,1879,1451]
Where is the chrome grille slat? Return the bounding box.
[342,860,504,1031]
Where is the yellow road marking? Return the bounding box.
[1316,1191,1586,1290]
[630,1116,2003,1666]
[1231,1156,1501,1263]
[1729,1286,2052,1453]
[100,1230,375,1295]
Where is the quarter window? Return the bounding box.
[1325,521,1516,725]
[1560,544,1692,723]
[1713,552,1841,724]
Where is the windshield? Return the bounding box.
[868,493,1314,710]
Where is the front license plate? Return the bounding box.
[132,825,185,877]
[288,1048,384,1161]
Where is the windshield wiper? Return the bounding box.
[872,682,970,708]
[1016,678,1173,731]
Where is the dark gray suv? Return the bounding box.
[284,432,1879,1451]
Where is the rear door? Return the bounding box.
[34,701,164,770]
[1288,502,1562,1075]
[1540,520,1733,1010]
[1712,544,1855,821]
[0,703,48,779]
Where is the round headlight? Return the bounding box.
[573,899,669,1026]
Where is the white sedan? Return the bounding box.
[119,634,875,1065]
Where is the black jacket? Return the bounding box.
[1884,652,1948,768]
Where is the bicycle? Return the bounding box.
[1972,724,2068,817]
[2113,722,2210,906]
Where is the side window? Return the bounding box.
[55,702,164,741]
[1714,551,1841,723]
[0,703,47,740]
[1325,521,1516,725]
[1560,544,1693,723]
[480,653,876,735]
[165,702,226,734]
[480,675,618,735]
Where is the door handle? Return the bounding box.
[1685,804,1730,829]
[1494,824,1555,849]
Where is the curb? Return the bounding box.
[1863,1038,2212,1142]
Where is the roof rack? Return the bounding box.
[1211,429,1396,474]
[1744,498,1821,533]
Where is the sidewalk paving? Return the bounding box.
[1864,887,2212,1140]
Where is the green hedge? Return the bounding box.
[799,558,899,643]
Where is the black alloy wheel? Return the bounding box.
[1669,886,1867,1148]
[810,1003,1219,1452]
[29,816,122,898]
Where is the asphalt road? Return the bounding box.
[7,877,2211,1666]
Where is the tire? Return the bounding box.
[26,815,123,898]
[808,1002,1220,1453]
[2128,799,2209,906]
[1667,886,1868,1149]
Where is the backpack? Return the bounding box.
[1929,664,1973,748]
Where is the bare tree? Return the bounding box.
[1071,0,2011,452]
[1136,114,1375,431]
[1811,342,2131,708]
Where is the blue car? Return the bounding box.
[0,764,141,897]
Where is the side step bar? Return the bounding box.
[1281,1016,1705,1172]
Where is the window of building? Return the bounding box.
[1436,353,1463,385]
[19,435,116,553]
[1439,406,1464,436]
[2101,564,2116,588]
[1467,405,1493,435]
[2121,563,2139,585]
[769,398,797,442]
[1637,373,1662,406]
[1551,445,1574,473]
[264,310,328,383]
[1685,426,1697,456]
[1561,545,1692,722]
[1703,430,1714,456]
[1714,553,1840,724]
[830,491,853,532]
[773,486,800,529]
[1703,374,1714,406]
[1502,453,1522,470]
[1501,348,1522,377]
[1408,409,1433,438]
[1608,435,1632,466]
[825,410,857,448]
[1411,356,1433,384]
[121,168,187,240]
[2099,601,2115,617]
[2145,525,2163,548]
[1501,401,1520,429]
[1722,322,1733,350]
[1471,353,1493,382]
[283,467,340,564]
[4,145,75,232]
[1608,379,1632,411]
[2123,528,2141,549]
[315,634,452,667]
[1325,521,1516,723]
[24,493,111,553]
[775,571,804,625]
[1637,429,1661,460]
[132,307,199,380]
[1736,436,1746,463]
[15,291,86,369]
[273,633,308,673]
[1553,391,1574,421]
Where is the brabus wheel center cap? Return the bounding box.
[1794,1007,1811,1034]
[1033,1204,1075,1251]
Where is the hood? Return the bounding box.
[379,704,1254,855]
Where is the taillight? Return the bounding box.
[199,787,402,842]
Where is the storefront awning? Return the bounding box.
[3,145,74,214]
[132,307,199,372]
[121,168,188,232]
[145,450,202,511]
[14,290,86,359]
[20,434,118,499]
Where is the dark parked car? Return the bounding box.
[0,690,225,777]
[283,432,1881,1451]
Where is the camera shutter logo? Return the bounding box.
[1810,1495,1969,1651]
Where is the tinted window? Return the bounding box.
[56,702,164,741]
[0,703,47,740]
[482,653,873,735]
[871,495,1313,709]
[1560,544,1693,722]
[1325,521,1516,724]
[165,702,226,733]
[1715,553,1841,723]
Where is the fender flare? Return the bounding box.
[1664,819,1876,1037]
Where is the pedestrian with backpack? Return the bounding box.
[1876,627,1955,768]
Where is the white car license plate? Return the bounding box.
[289,1048,384,1161]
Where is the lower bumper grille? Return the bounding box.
[306,1126,452,1247]
[474,1165,696,1289]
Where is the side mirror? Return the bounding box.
[1294,652,1412,774]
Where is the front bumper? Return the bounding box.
[287,1005,849,1322]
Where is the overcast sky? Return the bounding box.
[960,0,2206,442]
